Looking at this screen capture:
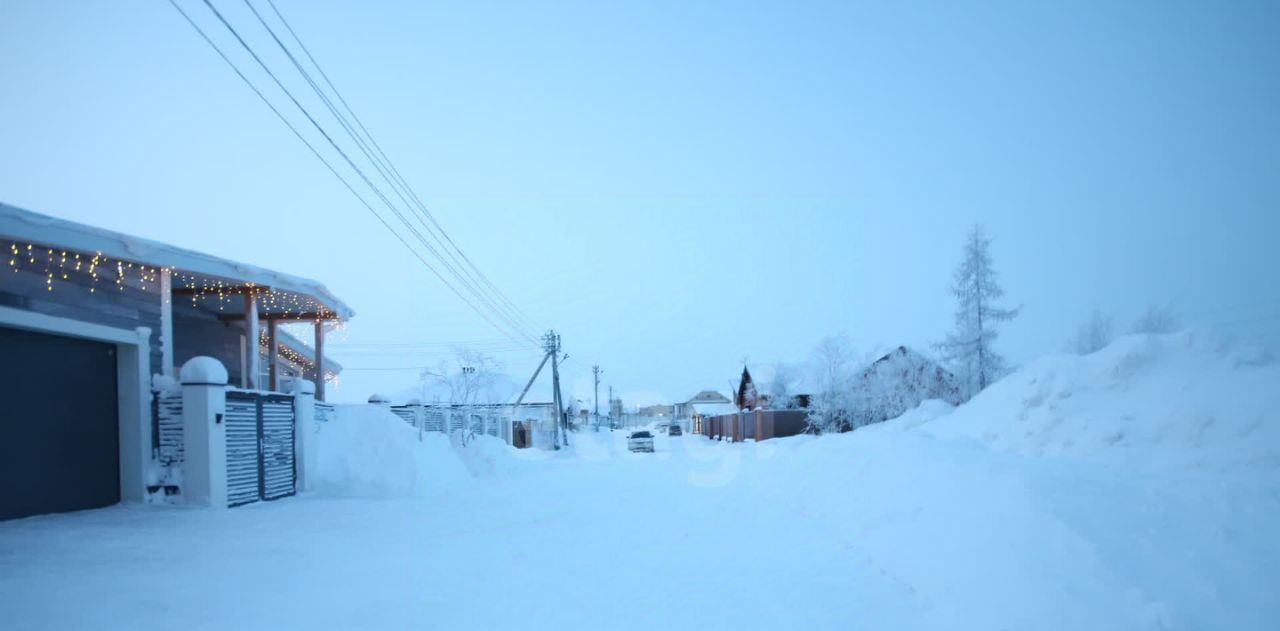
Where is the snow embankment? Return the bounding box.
[311,404,472,498]
[760,330,1280,629]
[915,331,1279,471]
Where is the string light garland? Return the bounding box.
[4,240,338,319]
[257,328,338,384]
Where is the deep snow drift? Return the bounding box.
[919,330,1279,471]
[311,403,472,498]
[0,332,1276,630]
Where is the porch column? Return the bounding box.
[313,319,326,402]
[267,319,278,392]
[244,292,259,390]
[159,268,174,379]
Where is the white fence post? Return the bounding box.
[292,379,316,493]
[180,356,228,508]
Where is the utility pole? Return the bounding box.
[544,330,567,449]
[592,365,602,432]
[608,385,614,429]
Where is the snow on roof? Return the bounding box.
[0,201,353,319]
[684,390,731,404]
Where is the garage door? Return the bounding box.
[0,325,119,521]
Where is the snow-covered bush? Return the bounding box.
[1070,309,1114,354]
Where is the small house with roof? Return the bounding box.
[0,202,352,520]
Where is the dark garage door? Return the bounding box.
[0,326,120,521]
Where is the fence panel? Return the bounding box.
[225,393,261,508]
[154,391,184,466]
[390,405,416,428]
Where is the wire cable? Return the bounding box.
[172,0,538,347]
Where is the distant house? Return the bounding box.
[670,390,734,435]
[850,346,962,428]
[674,389,732,419]
[1,202,352,521]
[638,404,675,418]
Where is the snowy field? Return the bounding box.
[2,332,1278,630]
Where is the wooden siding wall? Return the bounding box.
[1,261,253,384]
[172,309,247,387]
[0,262,164,375]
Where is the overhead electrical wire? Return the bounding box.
[168,0,541,348]
[238,0,538,342]
[196,0,537,347]
[257,0,543,336]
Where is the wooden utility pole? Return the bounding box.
[592,364,602,432]
[544,330,566,449]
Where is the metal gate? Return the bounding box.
[225,391,296,508]
[423,409,445,432]
[391,405,416,428]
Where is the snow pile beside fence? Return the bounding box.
[913,331,1280,471]
[454,435,541,478]
[312,404,472,498]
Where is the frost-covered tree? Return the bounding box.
[766,361,798,409]
[808,334,856,432]
[423,347,502,445]
[1131,302,1181,334]
[1071,310,1113,354]
[936,224,1019,399]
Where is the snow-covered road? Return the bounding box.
[2,424,1276,630]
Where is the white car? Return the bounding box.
[627,430,655,453]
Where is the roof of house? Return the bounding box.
[0,202,353,320]
[684,390,731,404]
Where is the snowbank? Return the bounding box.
[453,434,540,478]
[915,331,1280,471]
[312,405,472,498]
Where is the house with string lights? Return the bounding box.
[0,201,352,520]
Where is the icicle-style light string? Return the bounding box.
[257,328,338,384]
[5,240,336,318]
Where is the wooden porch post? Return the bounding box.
[267,319,278,392]
[159,268,175,379]
[244,292,259,390]
[313,319,325,402]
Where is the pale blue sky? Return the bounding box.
[2,0,1277,403]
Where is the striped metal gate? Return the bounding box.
[225,391,297,508]
[423,409,445,432]
[391,405,416,428]
[153,392,184,466]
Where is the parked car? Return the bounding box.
[668,425,683,436]
[627,431,655,453]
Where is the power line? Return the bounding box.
[260,0,542,336]
[208,0,536,346]
[240,0,540,340]
[171,0,538,348]
[241,0,541,340]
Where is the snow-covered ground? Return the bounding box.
[1,332,1277,630]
